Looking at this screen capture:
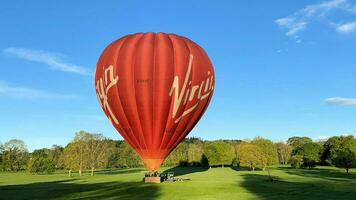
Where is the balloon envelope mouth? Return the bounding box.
[142,158,164,171]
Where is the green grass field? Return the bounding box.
[0,166,355,200]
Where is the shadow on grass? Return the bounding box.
[96,168,145,175]
[230,166,261,171]
[0,179,160,200]
[277,167,356,182]
[241,173,356,200]
[163,166,209,176]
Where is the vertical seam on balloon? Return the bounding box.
[112,36,141,150]
[165,37,197,152]
[132,33,149,151]
[158,34,176,154]
[154,34,172,156]
[152,33,157,149]
[96,38,140,150]
[114,35,143,152]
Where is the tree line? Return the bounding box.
[1,131,355,175]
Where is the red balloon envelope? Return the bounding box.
[95,32,214,171]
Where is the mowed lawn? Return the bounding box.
[0,166,355,200]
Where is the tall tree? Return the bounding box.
[0,142,3,167]
[117,141,142,168]
[49,145,64,169]
[107,140,122,168]
[225,140,242,167]
[237,143,266,171]
[62,131,117,176]
[287,136,312,154]
[295,142,322,168]
[252,137,278,169]
[62,131,89,176]
[187,143,204,166]
[164,142,189,166]
[204,141,234,167]
[1,139,29,171]
[86,134,115,176]
[276,142,292,165]
[28,148,56,174]
[328,136,356,174]
[62,141,84,176]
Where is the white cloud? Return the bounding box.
[275,0,356,40]
[300,0,348,16]
[275,17,307,38]
[325,97,356,105]
[0,81,76,100]
[287,22,308,37]
[317,135,330,140]
[336,20,356,32]
[3,48,91,76]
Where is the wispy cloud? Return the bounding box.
[325,97,356,105]
[3,48,91,76]
[275,0,356,40]
[336,20,356,33]
[275,18,308,38]
[0,81,76,100]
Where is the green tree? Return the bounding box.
[28,148,55,174]
[86,134,116,176]
[62,141,83,176]
[116,141,142,168]
[226,140,242,167]
[164,142,188,166]
[62,131,89,176]
[62,131,117,176]
[289,155,303,168]
[328,136,356,174]
[0,142,3,167]
[237,143,266,171]
[1,139,29,171]
[49,145,64,169]
[187,142,204,166]
[107,140,122,168]
[295,142,322,168]
[204,141,234,167]
[276,142,292,165]
[251,137,278,169]
[287,136,312,154]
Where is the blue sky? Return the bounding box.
[1,0,356,151]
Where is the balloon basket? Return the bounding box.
[144,176,162,183]
[143,171,191,183]
[144,171,162,183]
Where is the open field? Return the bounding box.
[0,166,355,200]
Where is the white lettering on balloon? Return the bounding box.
[95,65,119,125]
[169,54,214,124]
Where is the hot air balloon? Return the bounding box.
[95,32,214,171]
